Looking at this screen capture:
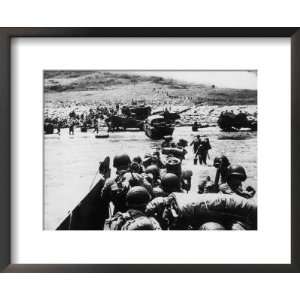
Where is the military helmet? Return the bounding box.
[199,222,225,230]
[161,173,180,193]
[113,153,131,168]
[227,165,247,181]
[213,156,221,167]
[166,156,182,177]
[152,186,166,198]
[130,162,142,173]
[132,156,142,164]
[177,138,188,147]
[145,165,160,181]
[125,186,151,210]
[121,216,157,230]
[213,155,230,168]
[204,180,216,193]
[123,172,143,187]
[231,221,248,230]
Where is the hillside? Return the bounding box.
[44,71,257,108]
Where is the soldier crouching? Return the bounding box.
[219,165,256,199]
[104,186,161,230]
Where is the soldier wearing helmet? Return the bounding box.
[219,164,256,199]
[143,152,164,169]
[198,176,217,194]
[161,135,173,148]
[165,156,182,177]
[142,153,153,169]
[104,186,161,230]
[104,209,161,230]
[113,153,131,173]
[145,165,161,187]
[163,156,192,192]
[151,151,165,168]
[190,135,201,154]
[160,173,182,194]
[125,186,152,212]
[131,156,143,173]
[152,186,167,198]
[101,154,133,216]
[213,155,231,184]
[199,222,226,230]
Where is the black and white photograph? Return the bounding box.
[44,70,257,231]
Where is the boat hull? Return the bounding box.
[56,177,107,230]
[95,134,109,139]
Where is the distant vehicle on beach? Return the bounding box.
[105,104,151,131]
[218,111,257,132]
[192,121,210,131]
[44,123,55,134]
[144,115,175,139]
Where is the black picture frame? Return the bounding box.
[0,27,299,273]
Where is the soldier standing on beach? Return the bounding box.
[190,135,201,154]
[69,122,74,135]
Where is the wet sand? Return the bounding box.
[44,126,257,230]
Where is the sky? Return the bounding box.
[126,70,257,90]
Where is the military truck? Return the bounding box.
[106,104,151,131]
[218,111,257,132]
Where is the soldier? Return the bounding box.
[195,138,211,165]
[101,154,132,215]
[177,138,188,148]
[219,165,256,199]
[190,135,201,154]
[104,186,161,230]
[201,138,212,165]
[142,153,153,169]
[164,156,192,193]
[192,121,198,131]
[94,119,99,134]
[161,135,173,148]
[131,156,144,173]
[104,209,161,230]
[152,151,165,169]
[130,161,143,174]
[213,155,231,185]
[56,122,61,135]
[69,122,75,135]
[145,165,161,187]
[199,222,226,230]
[133,156,142,165]
[160,173,182,194]
[125,186,152,212]
[165,156,182,177]
[198,176,217,194]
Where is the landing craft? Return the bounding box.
[57,157,111,230]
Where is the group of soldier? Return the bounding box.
[95,135,256,231]
[190,135,212,165]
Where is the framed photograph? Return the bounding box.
[0,28,299,272]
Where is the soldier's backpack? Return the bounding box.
[104,209,161,230]
[145,192,257,230]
